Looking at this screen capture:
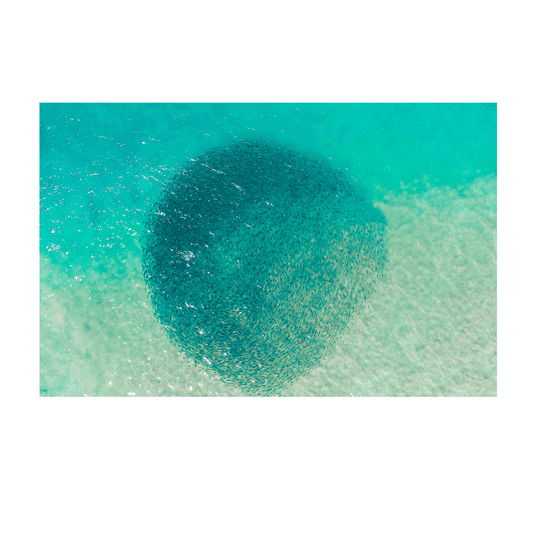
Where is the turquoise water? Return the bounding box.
[39,103,496,396]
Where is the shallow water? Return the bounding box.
[39,103,496,396]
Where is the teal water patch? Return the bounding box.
[40,103,496,396]
[142,138,387,395]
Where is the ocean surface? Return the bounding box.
[39,103,496,396]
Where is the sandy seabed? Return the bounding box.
[40,175,496,397]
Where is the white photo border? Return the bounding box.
[17,84,516,417]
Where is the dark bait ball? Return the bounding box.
[142,139,388,395]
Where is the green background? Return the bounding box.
[0,1,532,532]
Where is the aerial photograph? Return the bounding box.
[40,103,497,397]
